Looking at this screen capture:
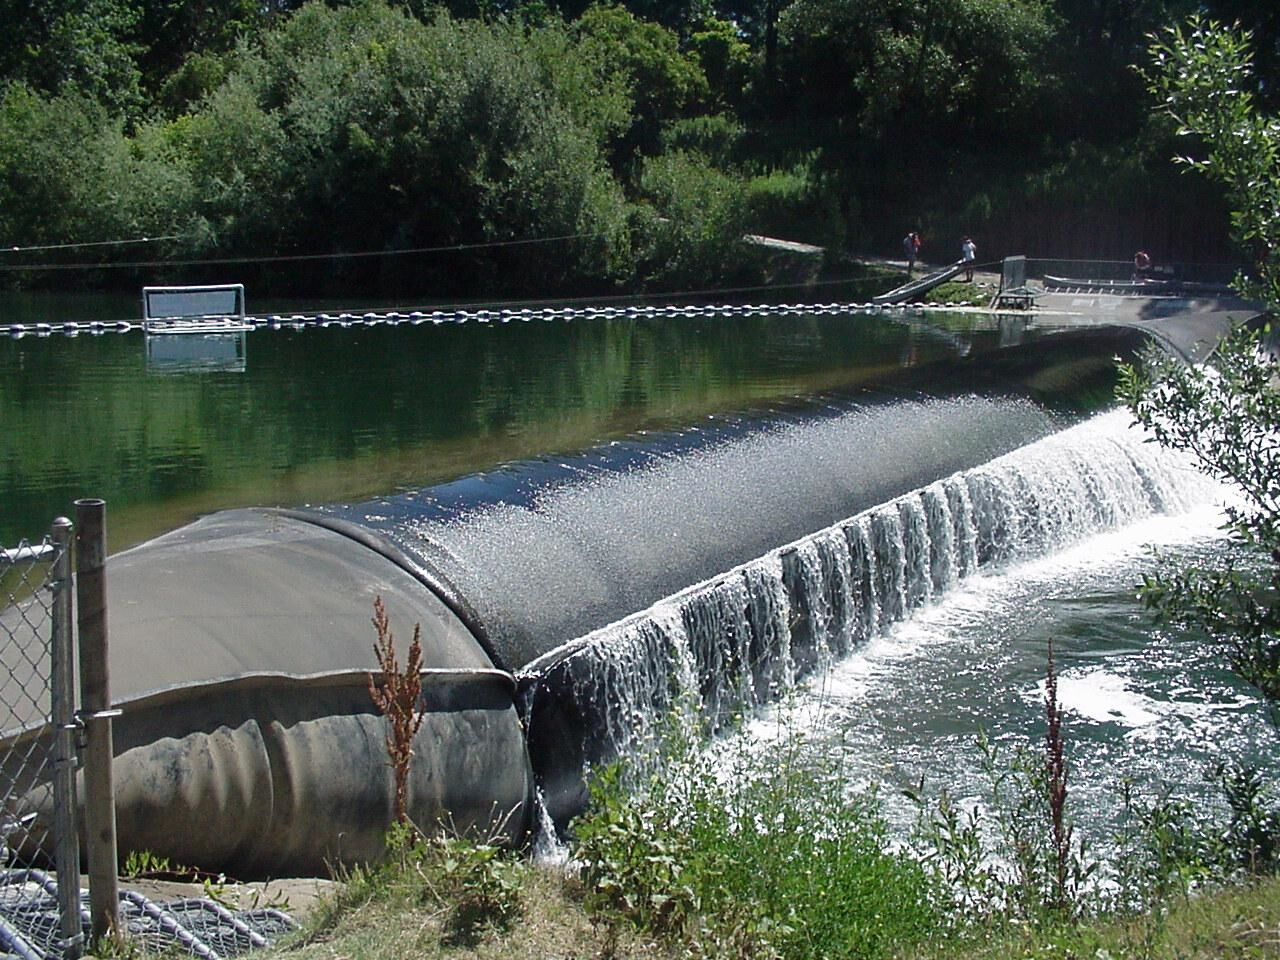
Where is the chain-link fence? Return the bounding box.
[2,520,82,958]
[2,511,298,960]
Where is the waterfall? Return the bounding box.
[522,408,1223,828]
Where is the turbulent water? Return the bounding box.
[766,502,1277,845]
[523,407,1279,842]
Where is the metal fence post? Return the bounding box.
[49,517,84,960]
[74,499,119,946]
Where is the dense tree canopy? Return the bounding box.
[0,0,1276,297]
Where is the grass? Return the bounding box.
[130,628,1280,960]
[232,648,1280,960]
[922,280,988,305]
[262,842,673,960]
[908,878,1280,960]
[248,841,1280,960]
[244,735,1280,960]
[571,735,940,960]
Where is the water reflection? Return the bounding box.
[145,332,247,374]
[0,295,1139,551]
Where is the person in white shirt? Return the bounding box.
[961,236,976,281]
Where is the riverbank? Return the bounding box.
[236,854,1280,960]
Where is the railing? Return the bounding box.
[3,504,294,960]
[1026,257,1246,287]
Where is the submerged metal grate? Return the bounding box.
[0,870,296,960]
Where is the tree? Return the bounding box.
[1143,16,1280,307]
[1119,329,1280,722]
[574,4,709,174]
[1119,17,1279,722]
[0,0,144,117]
[773,0,1056,248]
[1203,0,1280,110]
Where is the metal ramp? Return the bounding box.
[871,261,964,304]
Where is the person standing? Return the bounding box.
[903,231,921,277]
[961,236,977,282]
[1133,249,1152,281]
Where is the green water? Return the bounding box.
[1,297,1119,552]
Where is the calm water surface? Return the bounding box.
[0,295,1118,550]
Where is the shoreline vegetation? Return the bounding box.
[252,854,1280,960]
[10,2,1274,955]
[3,0,1269,302]
[230,694,1280,960]
[115,687,1279,960]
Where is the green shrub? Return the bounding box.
[573,726,943,960]
[923,281,984,305]
[659,114,744,168]
[632,151,763,291]
[743,167,843,247]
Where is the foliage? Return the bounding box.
[0,83,196,258]
[121,849,176,880]
[0,0,1264,294]
[922,281,984,305]
[910,659,1095,930]
[632,150,758,290]
[1213,762,1280,874]
[774,0,1057,245]
[1112,21,1280,739]
[573,723,942,960]
[573,4,709,173]
[298,822,527,952]
[688,17,754,109]
[0,0,145,116]
[1117,328,1280,720]
[1143,15,1280,308]
[743,167,844,247]
[1109,781,1224,913]
[383,823,525,945]
[659,113,744,167]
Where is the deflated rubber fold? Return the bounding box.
[1,510,534,878]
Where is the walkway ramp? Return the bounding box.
[872,260,964,304]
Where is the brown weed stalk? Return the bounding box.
[368,595,426,829]
[1045,635,1072,913]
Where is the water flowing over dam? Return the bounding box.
[0,314,1242,876]
[518,407,1221,829]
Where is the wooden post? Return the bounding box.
[75,499,119,946]
[50,516,83,960]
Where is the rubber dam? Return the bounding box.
[0,311,1246,876]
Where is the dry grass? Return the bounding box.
[257,865,1280,960]
[269,864,677,960]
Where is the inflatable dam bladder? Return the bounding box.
[2,510,534,877]
[4,322,1206,875]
